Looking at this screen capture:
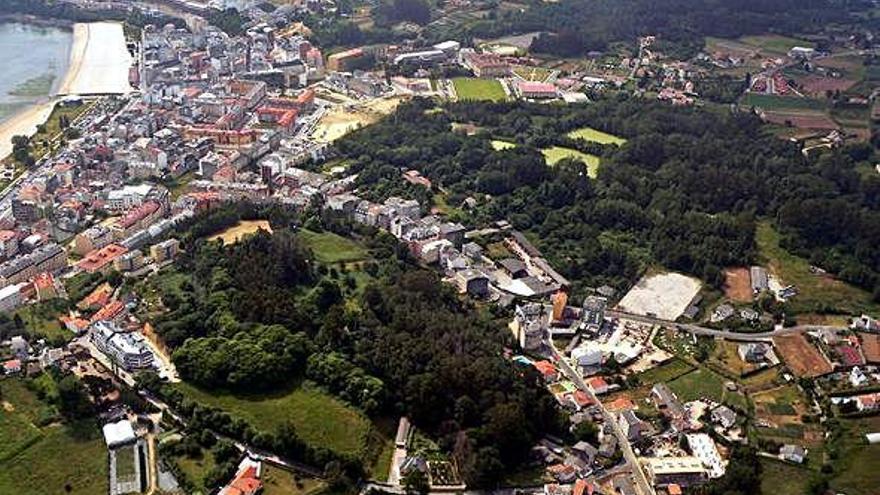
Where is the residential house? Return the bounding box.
[652,383,684,418]
[618,409,647,441]
[454,269,489,297]
[779,444,807,464]
[738,343,769,363]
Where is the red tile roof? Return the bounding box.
[77,245,128,273]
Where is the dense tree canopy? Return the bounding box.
[336,96,880,298]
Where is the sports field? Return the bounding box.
[566,126,626,146]
[451,78,508,102]
[740,35,815,55]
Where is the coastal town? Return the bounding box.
[1,1,880,495]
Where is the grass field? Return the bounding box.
[298,229,369,264]
[634,358,694,385]
[175,447,216,493]
[756,221,880,316]
[541,146,601,177]
[15,300,70,345]
[761,458,811,495]
[830,415,880,495]
[566,126,626,146]
[668,368,748,409]
[175,382,373,457]
[0,380,108,495]
[262,464,326,495]
[451,78,508,102]
[742,93,826,111]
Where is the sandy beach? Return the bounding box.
[57,22,132,95]
[0,21,131,160]
[0,98,57,160]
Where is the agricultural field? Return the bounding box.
[540,146,601,177]
[756,222,880,316]
[722,267,753,302]
[773,334,832,378]
[633,357,694,385]
[566,126,626,146]
[753,385,823,450]
[0,380,108,495]
[174,382,374,458]
[297,229,369,264]
[451,78,508,102]
[741,93,826,111]
[207,220,273,245]
[739,35,815,55]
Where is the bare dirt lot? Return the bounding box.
[859,333,880,364]
[208,220,272,244]
[723,267,753,302]
[773,334,833,378]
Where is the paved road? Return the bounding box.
[606,310,844,341]
[547,339,655,495]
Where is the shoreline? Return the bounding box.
[0,98,58,161]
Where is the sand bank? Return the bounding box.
[57,22,132,95]
[0,98,57,160]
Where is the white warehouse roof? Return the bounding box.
[102,419,136,447]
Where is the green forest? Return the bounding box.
[334,96,880,304]
[140,205,564,488]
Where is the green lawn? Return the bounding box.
[262,464,326,495]
[541,146,601,177]
[298,229,369,264]
[756,221,880,316]
[175,382,373,457]
[760,458,811,495]
[0,380,108,495]
[451,78,508,102]
[566,126,627,146]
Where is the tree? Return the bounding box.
[56,375,92,419]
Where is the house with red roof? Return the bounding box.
[533,360,559,381]
[3,359,22,375]
[219,459,262,495]
[90,300,125,323]
[586,376,609,395]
